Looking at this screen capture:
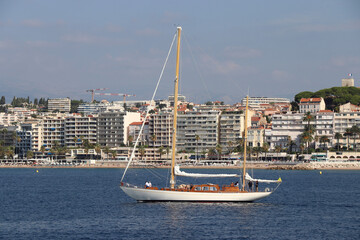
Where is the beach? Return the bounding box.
[1,161,360,170]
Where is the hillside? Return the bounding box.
[294,87,360,111]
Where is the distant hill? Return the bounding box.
[294,87,360,111]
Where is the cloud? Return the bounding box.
[25,41,57,48]
[224,46,262,59]
[61,33,104,44]
[271,70,289,80]
[199,54,258,76]
[135,28,160,37]
[330,56,360,67]
[0,41,14,49]
[297,21,360,32]
[21,19,45,27]
[106,24,123,33]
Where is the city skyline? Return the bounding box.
[0,0,359,104]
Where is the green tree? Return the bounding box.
[0,96,5,104]
[195,134,200,161]
[139,145,145,160]
[343,128,352,150]
[158,146,165,160]
[334,132,342,151]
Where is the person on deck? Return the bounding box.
[235,181,239,187]
[248,181,253,192]
[255,181,259,192]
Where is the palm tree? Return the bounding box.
[253,147,262,160]
[343,128,352,150]
[319,136,329,150]
[227,140,234,158]
[215,144,222,160]
[262,142,269,161]
[165,146,170,160]
[104,146,110,159]
[26,150,34,159]
[158,146,165,160]
[128,135,134,147]
[274,145,282,161]
[303,112,315,127]
[208,148,217,159]
[94,144,102,159]
[150,134,157,160]
[111,150,117,159]
[195,134,200,161]
[139,145,145,161]
[303,112,315,153]
[350,125,360,151]
[334,132,342,151]
[40,145,46,158]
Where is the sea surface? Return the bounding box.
[0,168,359,240]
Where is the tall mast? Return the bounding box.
[242,95,249,191]
[170,26,182,189]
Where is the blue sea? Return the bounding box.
[0,168,359,240]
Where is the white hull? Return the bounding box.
[120,186,272,202]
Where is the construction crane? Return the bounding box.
[86,88,108,103]
[94,93,136,103]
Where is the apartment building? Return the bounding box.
[270,113,305,150]
[334,112,360,148]
[241,97,290,109]
[97,111,140,147]
[48,98,71,112]
[128,121,149,146]
[42,115,66,149]
[247,126,265,148]
[299,98,326,113]
[219,111,250,151]
[16,122,43,158]
[148,112,173,147]
[177,110,220,153]
[0,113,25,126]
[270,111,335,150]
[64,114,97,147]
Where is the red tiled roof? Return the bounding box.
[300,98,322,103]
[130,121,143,126]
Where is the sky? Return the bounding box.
[0,0,359,104]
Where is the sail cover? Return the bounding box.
[174,165,240,178]
[245,173,281,183]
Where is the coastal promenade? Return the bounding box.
[1,161,360,170]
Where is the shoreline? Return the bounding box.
[1,162,360,170]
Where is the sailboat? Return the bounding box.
[120,27,281,202]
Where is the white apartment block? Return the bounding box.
[270,111,335,150]
[0,113,25,126]
[148,113,173,147]
[334,112,360,148]
[128,121,149,146]
[219,111,252,151]
[77,102,111,115]
[42,115,65,149]
[247,127,265,148]
[299,98,326,113]
[339,102,360,112]
[64,114,97,147]
[17,122,43,157]
[271,113,304,150]
[241,97,290,109]
[97,111,140,147]
[177,110,220,153]
[48,98,71,112]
